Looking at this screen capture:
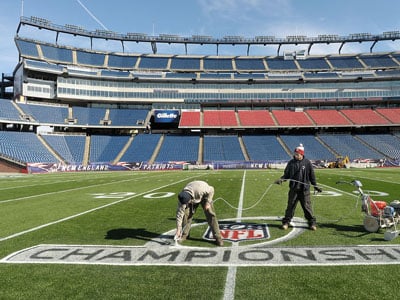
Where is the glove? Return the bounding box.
[314,186,322,193]
[274,179,284,185]
[174,229,182,241]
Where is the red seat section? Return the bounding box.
[307,109,352,126]
[179,111,201,127]
[340,108,390,125]
[238,110,276,126]
[272,110,314,126]
[375,108,400,124]
[203,110,238,127]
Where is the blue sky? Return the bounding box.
[1,0,400,73]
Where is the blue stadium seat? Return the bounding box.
[242,135,289,161]
[89,135,130,163]
[203,135,244,161]
[119,134,161,162]
[0,99,22,121]
[155,135,199,162]
[0,131,56,163]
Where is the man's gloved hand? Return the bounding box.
[314,186,322,193]
[174,229,182,241]
[274,179,284,185]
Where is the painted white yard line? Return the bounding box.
[223,170,246,300]
[0,178,78,191]
[0,174,201,242]
[0,172,181,204]
[0,178,134,204]
[0,172,134,191]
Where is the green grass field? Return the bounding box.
[1,168,400,299]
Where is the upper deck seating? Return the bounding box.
[41,44,73,64]
[306,109,352,126]
[203,135,244,161]
[359,54,399,68]
[296,57,330,70]
[155,135,199,162]
[15,39,40,58]
[203,58,233,71]
[138,56,169,69]
[272,110,314,126]
[72,106,106,126]
[266,58,298,71]
[339,109,390,125]
[170,57,201,70]
[327,55,364,69]
[108,108,148,126]
[203,110,238,127]
[179,111,201,127]
[242,135,289,161]
[107,54,138,69]
[235,58,266,71]
[237,110,275,127]
[76,50,105,67]
[0,99,22,121]
[18,102,68,124]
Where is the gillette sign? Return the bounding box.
[154,110,179,123]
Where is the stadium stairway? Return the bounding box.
[353,135,389,159]
[276,135,292,157]
[37,134,66,164]
[148,134,165,164]
[315,135,339,157]
[238,136,250,161]
[82,135,90,165]
[198,136,204,163]
[112,135,134,164]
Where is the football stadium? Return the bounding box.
[1,6,400,300]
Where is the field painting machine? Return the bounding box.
[337,180,400,241]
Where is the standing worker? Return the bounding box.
[275,144,322,231]
[175,180,224,246]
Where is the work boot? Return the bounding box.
[215,238,224,247]
[180,234,189,242]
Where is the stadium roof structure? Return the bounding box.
[17,16,400,56]
[9,15,400,112]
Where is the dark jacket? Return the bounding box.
[281,156,317,191]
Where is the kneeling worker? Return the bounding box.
[175,180,224,246]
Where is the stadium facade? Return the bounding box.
[0,16,400,173]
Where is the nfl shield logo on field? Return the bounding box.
[204,222,270,242]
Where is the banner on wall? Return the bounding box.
[153,110,180,123]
